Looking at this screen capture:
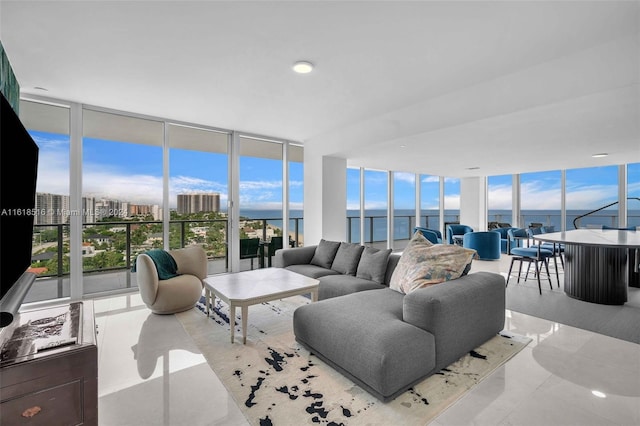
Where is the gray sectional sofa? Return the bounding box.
[274,239,399,300]
[274,238,506,402]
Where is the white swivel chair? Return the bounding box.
[135,245,207,314]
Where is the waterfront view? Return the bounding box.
[19,99,640,303]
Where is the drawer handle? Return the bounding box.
[22,406,42,418]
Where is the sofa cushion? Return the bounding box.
[330,242,365,275]
[390,232,476,294]
[310,239,341,269]
[356,246,392,284]
[318,274,386,300]
[285,264,341,279]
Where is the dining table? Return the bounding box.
[533,228,640,305]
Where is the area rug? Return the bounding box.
[176,296,531,426]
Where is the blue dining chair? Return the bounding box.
[446,224,473,245]
[413,226,442,244]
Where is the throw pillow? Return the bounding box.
[331,242,365,275]
[356,246,393,284]
[389,234,476,294]
[310,239,341,269]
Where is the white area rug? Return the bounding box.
[177,296,530,426]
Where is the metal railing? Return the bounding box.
[347,214,449,244]
[31,217,303,278]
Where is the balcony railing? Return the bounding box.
[31,217,304,279]
[29,210,639,301]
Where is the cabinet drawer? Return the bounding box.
[0,379,83,426]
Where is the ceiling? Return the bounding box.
[1,0,639,177]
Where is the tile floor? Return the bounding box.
[94,259,640,426]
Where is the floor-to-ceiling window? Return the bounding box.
[238,136,283,271]
[628,163,640,228]
[520,170,562,229]
[364,169,388,247]
[566,165,619,229]
[346,167,361,243]
[19,99,71,303]
[168,124,229,273]
[488,174,513,227]
[288,144,304,247]
[444,177,460,234]
[420,174,440,234]
[82,109,164,295]
[393,172,415,245]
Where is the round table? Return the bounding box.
[533,229,640,305]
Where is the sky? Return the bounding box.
[30,130,640,213]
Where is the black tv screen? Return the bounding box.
[0,93,39,301]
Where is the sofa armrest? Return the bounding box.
[274,245,317,268]
[402,272,505,370]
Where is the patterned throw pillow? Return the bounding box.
[390,231,476,294]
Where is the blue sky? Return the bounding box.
[30,130,640,212]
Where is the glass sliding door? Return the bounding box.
[628,163,640,228]
[364,169,388,247]
[444,177,460,234]
[82,109,163,295]
[488,175,513,228]
[566,165,618,229]
[346,167,361,243]
[520,170,561,229]
[19,100,71,303]
[393,172,415,246]
[420,174,440,234]
[168,124,229,274]
[288,144,304,247]
[238,136,283,271]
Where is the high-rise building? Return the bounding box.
[35,192,71,225]
[177,193,220,214]
[94,199,125,221]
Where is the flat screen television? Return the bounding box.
[0,92,39,327]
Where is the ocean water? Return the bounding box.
[241,209,640,243]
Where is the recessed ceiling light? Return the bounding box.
[292,61,314,74]
[592,153,608,158]
[591,390,606,398]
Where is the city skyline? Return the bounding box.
[30,130,640,213]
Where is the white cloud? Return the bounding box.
[487,184,512,210]
[394,172,415,185]
[421,175,439,183]
[444,194,460,210]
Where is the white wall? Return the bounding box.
[303,147,347,245]
[460,177,487,231]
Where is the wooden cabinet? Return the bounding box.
[0,301,97,425]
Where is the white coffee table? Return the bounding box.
[203,268,319,344]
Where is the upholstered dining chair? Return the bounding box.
[493,227,518,254]
[527,226,564,271]
[602,225,637,230]
[446,224,474,245]
[413,226,443,244]
[506,236,555,295]
[136,245,207,314]
[463,231,501,260]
